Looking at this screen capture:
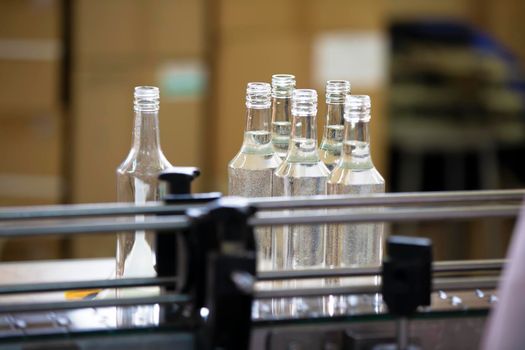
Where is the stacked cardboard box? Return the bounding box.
[0,0,63,259]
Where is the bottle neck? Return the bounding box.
[132,109,162,156]
[245,107,271,133]
[271,97,291,123]
[241,106,273,154]
[287,113,319,162]
[341,118,373,167]
[323,103,344,139]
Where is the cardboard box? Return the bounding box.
[0,111,62,205]
[219,0,297,35]
[386,0,473,20]
[0,111,63,260]
[0,0,59,39]
[2,237,62,261]
[309,0,386,31]
[75,0,205,68]
[0,61,59,113]
[0,112,62,176]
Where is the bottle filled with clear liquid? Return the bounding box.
[271,74,295,160]
[327,95,385,268]
[228,82,281,271]
[319,80,351,171]
[273,89,330,271]
[116,86,172,326]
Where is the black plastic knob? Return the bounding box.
[159,166,200,195]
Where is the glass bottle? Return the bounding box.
[319,80,351,171]
[271,74,295,160]
[273,89,330,270]
[228,82,281,271]
[327,95,385,268]
[116,86,172,326]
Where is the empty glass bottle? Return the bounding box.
[271,74,295,160]
[228,82,281,271]
[273,89,330,270]
[116,86,172,326]
[319,80,351,171]
[327,95,385,268]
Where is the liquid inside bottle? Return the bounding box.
[271,74,295,160]
[320,80,351,171]
[228,82,281,271]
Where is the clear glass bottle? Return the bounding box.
[271,74,295,160]
[228,82,281,271]
[273,89,330,270]
[327,95,385,268]
[319,80,351,171]
[116,86,172,326]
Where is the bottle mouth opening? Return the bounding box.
[344,95,371,121]
[246,82,271,108]
[134,86,160,111]
[326,80,351,96]
[293,89,317,101]
[292,89,317,115]
[272,74,296,85]
[272,74,296,98]
[134,86,159,99]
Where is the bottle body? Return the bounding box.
[116,151,172,277]
[228,138,281,271]
[228,83,281,271]
[273,163,329,270]
[326,95,385,268]
[327,168,384,267]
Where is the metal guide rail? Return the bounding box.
[0,185,521,349]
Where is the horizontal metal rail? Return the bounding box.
[257,259,505,281]
[0,276,499,313]
[250,189,525,210]
[0,205,519,237]
[251,205,520,226]
[0,277,177,295]
[0,294,190,314]
[0,260,502,296]
[255,276,500,299]
[0,216,190,238]
[0,189,523,221]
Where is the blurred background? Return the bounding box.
[0,0,524,261]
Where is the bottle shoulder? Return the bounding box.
[274,160,330,178]
[329,166,385,186]
[117,150,172,177]
[228,151,281,170]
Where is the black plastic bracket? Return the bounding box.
[382,235,433,316]
[156,167,221,291]
[187,197,257,350]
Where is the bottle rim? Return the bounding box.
[134,86,159,99]
[344,95,371,121]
